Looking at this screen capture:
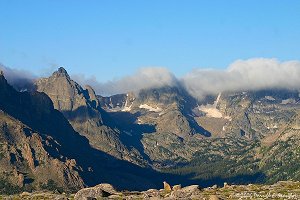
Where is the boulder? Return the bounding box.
[143,189,160,198]
[170,185,201,199]
[96,183,117,194]
[108,194,123,199]
[74,183,117,200]
[180,185,200,193]
[172,184,181,191]
[209,195,220,200]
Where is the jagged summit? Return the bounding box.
[52,67,70,78]
[0,70,8,86]
[35,68,140,165]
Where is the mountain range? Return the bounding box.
[1,67,300,193]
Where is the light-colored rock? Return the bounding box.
[191,194,207,199]
[143,189,160,198]
[170,185,201,199]
[172,184,181,191]
[180,185,200,193]
[20,192,31,197]
[95,183,117,194]
[108,194,123,199]
[209,195,220,200]
[74,183,117,200]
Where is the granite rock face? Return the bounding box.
[0,72,164,192]
[99,83,300,184]
[35,68,144,165]
[74,183,118,200]
[0,72,84,192]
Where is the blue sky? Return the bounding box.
[0,0,300,81]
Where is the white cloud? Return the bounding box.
[0,63,37,91]
[182,58,300,99]
[74,67,178,96]
[3,58,300,99]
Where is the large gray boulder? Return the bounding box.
[169,185,201,199]
[74,183,117,200]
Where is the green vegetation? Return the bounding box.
[0,179,21,195]
[41,179,63,193]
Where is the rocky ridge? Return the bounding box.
[0,70,173,192]
[35,67,146,166]
[99,83,300,184]
[0,71,84,192]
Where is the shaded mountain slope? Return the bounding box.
[0,71,189,192]
[35,67,145,166]
[99,85,300,185]
[3,66,300,192]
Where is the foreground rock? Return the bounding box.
[3,181,300,199]
[74,183,118,200]
[64,181,300,199]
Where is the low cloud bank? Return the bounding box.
[74,67,178,96]
[2,58,300,99]
[78,58,300,99]
[182,58,300,99]
[0,64,37,91]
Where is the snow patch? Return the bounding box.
[199,93,230,119]
[122,106,131,112]
[121,96,132,111]
[139,104,162,112]
[199,106,223,118]
[267,124,278,130]
[281,98,296,104]
[265,96,276,101]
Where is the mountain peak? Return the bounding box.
[52,67,70,79]
[58,67,67,74]
[0,70,7,84]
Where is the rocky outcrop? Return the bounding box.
[5,181,300,199]
[35,67,144,165]
[0,73,85,192]
[74,182,203,200]
[103,86,208,140]
[74,183,118,200]
[0,72,163,192]
[73,181,300,200]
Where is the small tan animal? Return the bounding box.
[163,181,172,192]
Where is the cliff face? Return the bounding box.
[35,67,103,120]
[0,72,84,192]
[35,68,145,166]
[0,70,169,192]
[98,84,300,184]
[100,86,205,139]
